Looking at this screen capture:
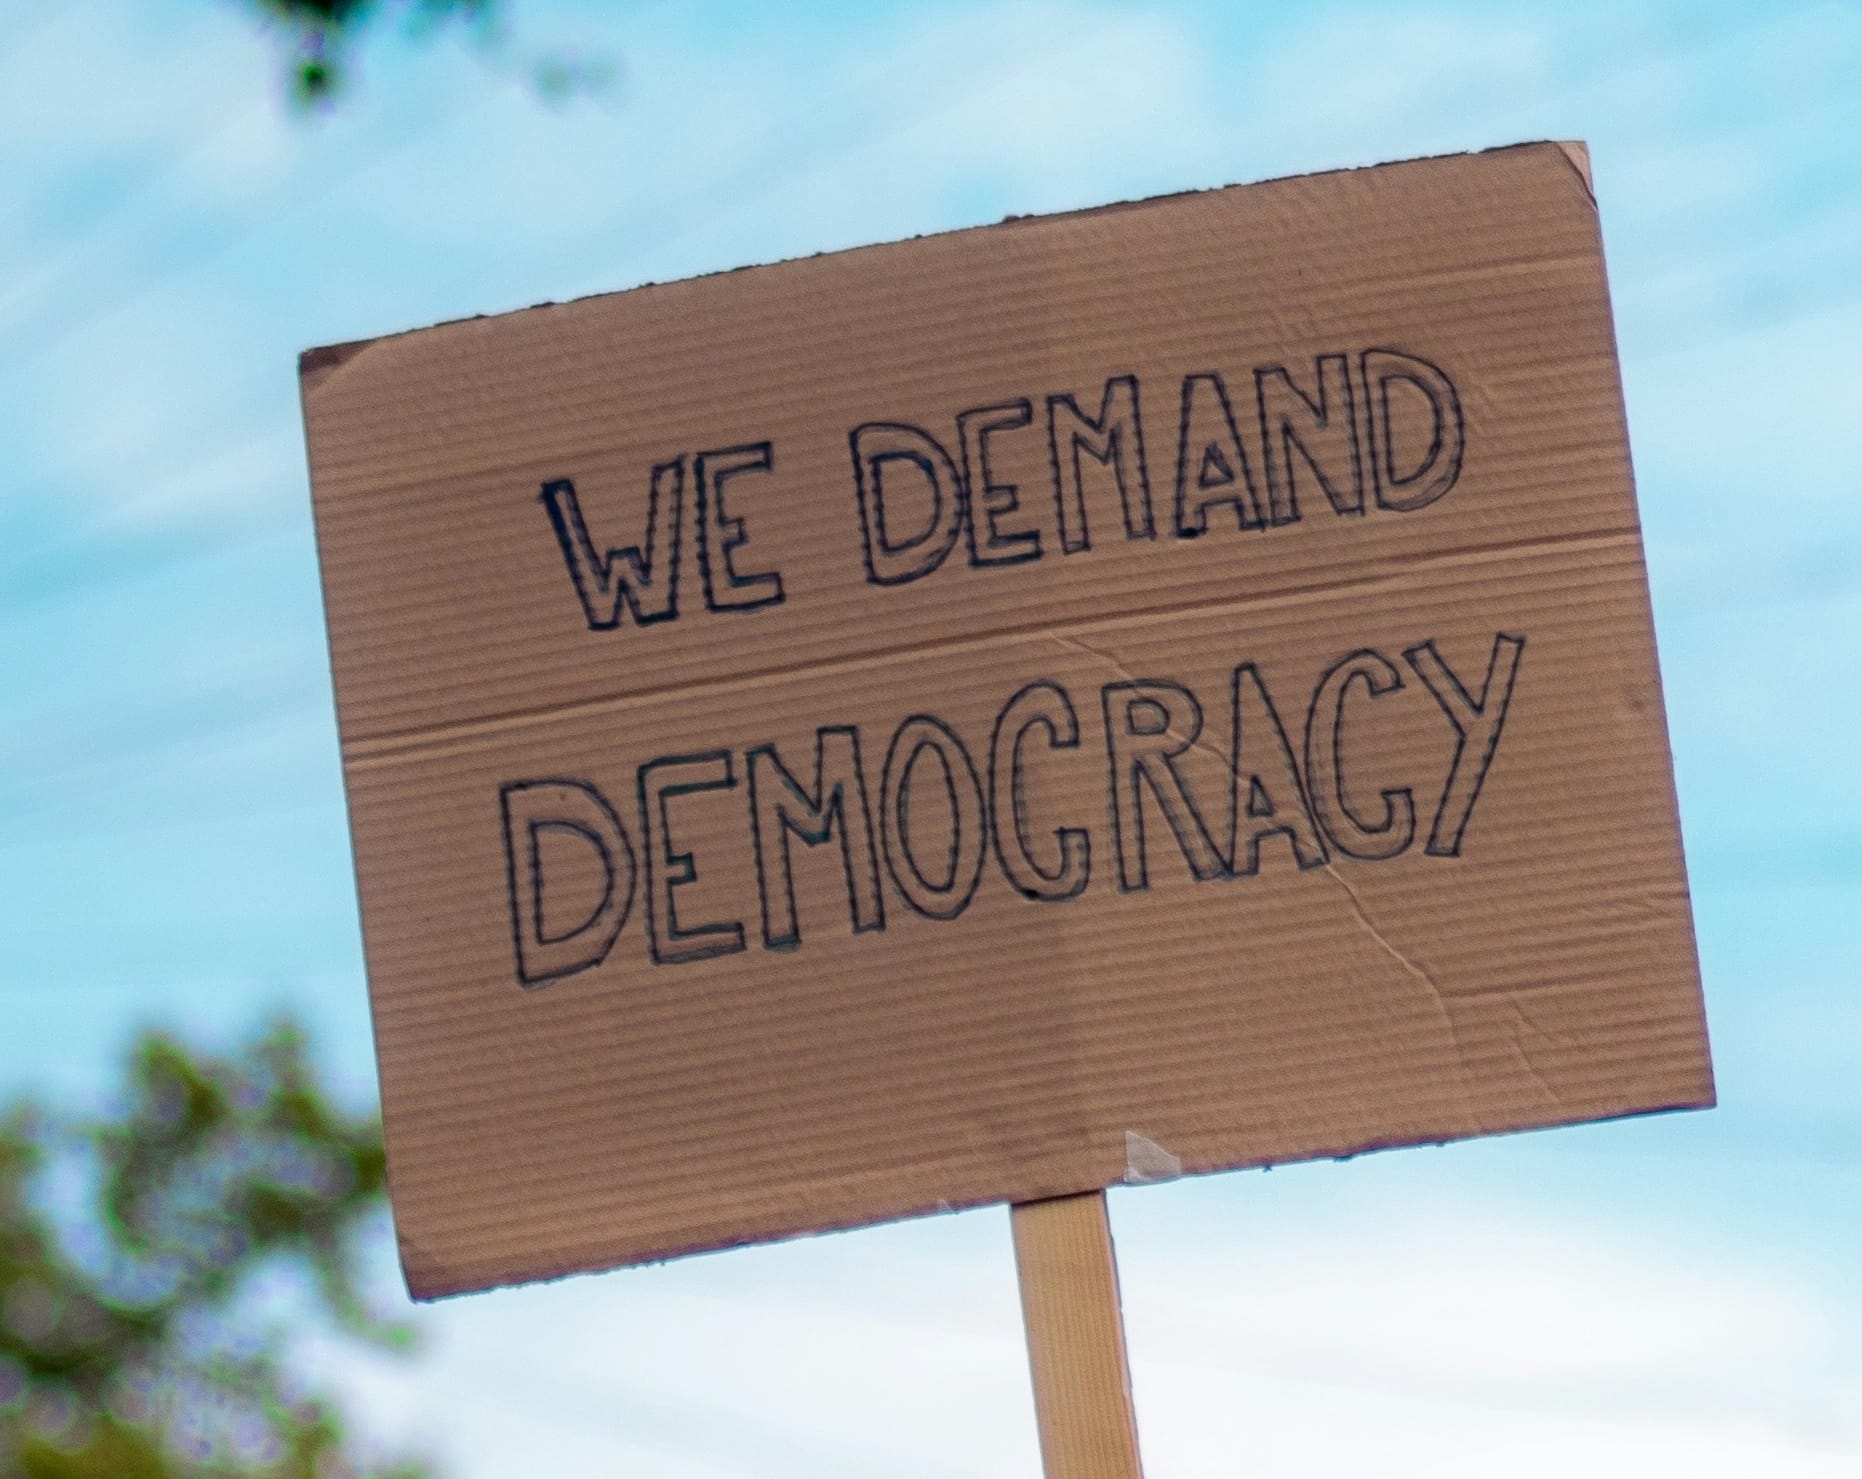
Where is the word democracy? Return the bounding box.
[499,632,1523,987]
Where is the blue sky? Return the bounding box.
[3,0,1860,1473]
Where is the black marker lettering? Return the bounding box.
[990,680,1091,901]
[499,778,635,987]
[1304,650,1416,861]
[1403,633,1526,856]
[638,752,747,965]
[539,460,684,631]
[1047,375,1153,553]
[747,728,884,950]
[1228,664,1328,875]
[850,422,966,586]
[696,442,785,613]
[880,716,987,920]
[959,399,1040,567]
[1102,680,1226,891]
[1174,372,1267,536]
[1256,354,1363,524]
[1362,349,1463,512]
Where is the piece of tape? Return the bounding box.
[1123,1130,1183,1185]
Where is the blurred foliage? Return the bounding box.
[243,0,613,107]
[0,1021,430,1477]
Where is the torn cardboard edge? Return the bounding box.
[401,1096,1712,1300]
[298,140,1594,400]
[341,528,1642,768]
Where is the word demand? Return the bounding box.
[538,348,1463,628]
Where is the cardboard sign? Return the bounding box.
[301,142,1712,1299]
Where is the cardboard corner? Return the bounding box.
[397,1218,460,1304]
[1553,139,1597,206]
[299,335,380,401]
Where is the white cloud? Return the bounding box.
[0,0,289,324]
[1237,8,1559,170]
[1131,1210,1828,1400]
[864,1,1221,204]
[304,1198,1860,1478]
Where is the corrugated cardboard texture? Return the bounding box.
[300,142,1712,1300]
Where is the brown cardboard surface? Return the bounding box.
[300,141,1712,1300]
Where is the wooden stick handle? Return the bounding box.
[1011,1190,1145,1479]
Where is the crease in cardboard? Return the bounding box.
[1318,859,1481,1119]
[1501,998,1565,1109]
[342,527,1645,767]
[1048,629,1250,788]
[1047,630,1146,693]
